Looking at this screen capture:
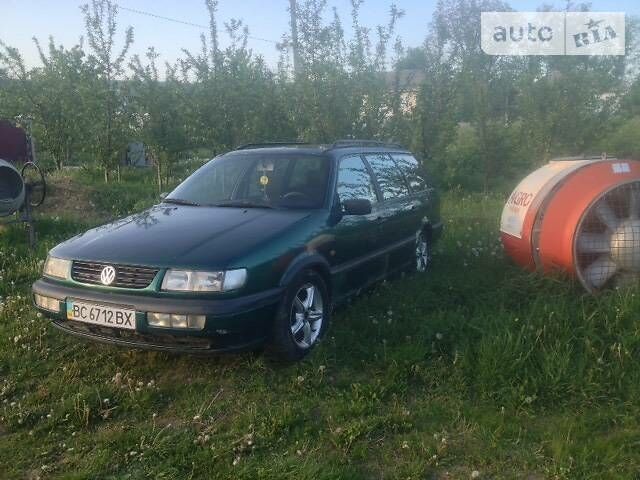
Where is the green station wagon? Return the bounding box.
[32,141,442,361]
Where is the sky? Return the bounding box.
[2,0,640,71]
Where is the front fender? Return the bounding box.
[278,251,331,289]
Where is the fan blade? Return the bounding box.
[629,188,640,220]
[584,256,618,290]
[577,233,611,254]
[595,200,619,232]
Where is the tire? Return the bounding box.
[415,231,431,273]
[266,269,330,363]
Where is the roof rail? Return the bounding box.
[328,139,405,150]
[551,153,617,162]
[235,142,311,150]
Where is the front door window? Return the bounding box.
[336,155,378,204]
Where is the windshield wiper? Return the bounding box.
[163,198,200,206]
[214,200,275,209]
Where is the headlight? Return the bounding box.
[161,269,247,292]
[43,256,71,280]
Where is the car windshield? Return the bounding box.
[166,153,330,209]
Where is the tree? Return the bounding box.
[0,37,92,169]
[130,49,188,191]
[288,0,301,75]
[428,0,515,190]
[181,5,294,151]
[410,34,458,176]
[32,37,93,169]
[1,0,639,193]
[280,0,405,142]
[80,0,134,182]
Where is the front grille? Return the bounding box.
[71,261,159,289]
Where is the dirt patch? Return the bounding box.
[37,173,109,222]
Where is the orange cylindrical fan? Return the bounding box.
[501,157,640,293]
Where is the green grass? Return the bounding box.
[2,174,640,479]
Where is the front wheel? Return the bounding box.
[266,269,330,362]
[415,232,431,273]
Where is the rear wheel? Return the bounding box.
[415,231,431,273]
[266,269,330,362]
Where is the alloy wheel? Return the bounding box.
[416,235,430,272]
[290,283,323,349]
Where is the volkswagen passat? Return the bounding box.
[32,141,441,361]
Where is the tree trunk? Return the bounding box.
[289,0,301,75]
[156,158,162,194]
[64,141,71,169]
[205,0,220,71]
[164,154,171,188]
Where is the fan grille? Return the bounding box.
[575,181,640,292]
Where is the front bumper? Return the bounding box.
[32,278,283,353]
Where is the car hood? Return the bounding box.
[52,204,313,269]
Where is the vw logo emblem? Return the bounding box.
[100,266,116,286]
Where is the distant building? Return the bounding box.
[122,142,151,167]
[380,69,427,114]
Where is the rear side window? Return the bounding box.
[336,155,377,204]
[391,153,428,192]
[364,153,409,200]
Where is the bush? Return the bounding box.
[604,117,640,159]
[436,123,484,190]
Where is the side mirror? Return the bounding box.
[342,198,372,216]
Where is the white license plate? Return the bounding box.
[66,299,136,330]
